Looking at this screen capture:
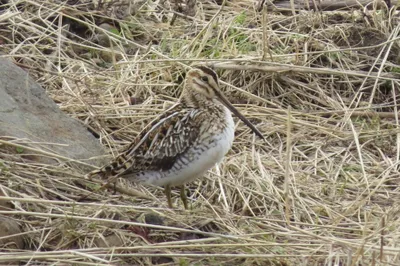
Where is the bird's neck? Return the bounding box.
[180,88,220,110]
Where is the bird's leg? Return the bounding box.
[113,181,117,194]
[165,185,173,208]
[180,185,188,209]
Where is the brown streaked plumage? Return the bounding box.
[86,65,264,208]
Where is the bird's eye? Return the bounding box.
[201,76,208,82]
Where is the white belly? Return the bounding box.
[134,109,235,187]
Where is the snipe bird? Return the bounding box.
[87,66,264,208]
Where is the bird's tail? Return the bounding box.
[85,155,129,180]
[80,164,120,201]
[84,167,110,180]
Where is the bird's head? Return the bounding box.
[183,65,264,140]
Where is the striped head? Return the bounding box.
[185,65,220,99]
[182,65,264,140]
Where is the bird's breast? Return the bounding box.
[140,107,235,187]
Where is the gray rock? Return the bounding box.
[0,58,106,169]
[0,215,24,250]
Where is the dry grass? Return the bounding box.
[1,0,400,265]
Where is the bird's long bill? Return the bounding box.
[216,91,264,140]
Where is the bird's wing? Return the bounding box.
[89,104,204,178]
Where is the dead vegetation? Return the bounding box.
[1,0,400,265]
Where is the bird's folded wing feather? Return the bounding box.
[88,105,203,178]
